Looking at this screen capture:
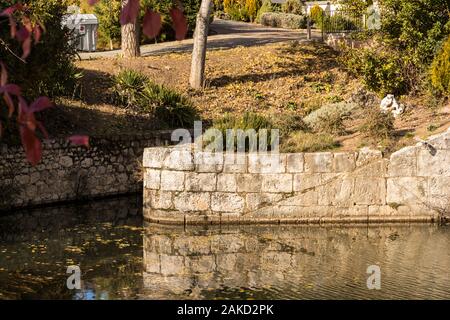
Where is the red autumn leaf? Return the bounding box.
[29,96,53,113]
[0,84,21,96]
[142,10,162,39]
[20,125,42,166]
[0,62,7,86]
[3,93,15,117]
[120,0,140,25]
[68,135,90,148]
[87,0,99,5]
[33,25,42,44]
[169,8,188,41]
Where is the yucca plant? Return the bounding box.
[113,69,149,108]
[138,81,199,128]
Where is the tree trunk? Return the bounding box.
[189,0,212,89]
[121,0,141,58]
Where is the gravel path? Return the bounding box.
[79,19,320,59]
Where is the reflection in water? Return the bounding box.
[142,224,450,300]
[0,195,449,299]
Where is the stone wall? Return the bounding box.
[143,128,450,225]
[0,132,173,210]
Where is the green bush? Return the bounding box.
[211,112,273,151]
[281,0,303,15]
[139,82,199,128]
[94,0,122,50]
[256,0,274,23]
[113,69,149,107]
[360,107,395,143]
[303,102,356,134]
[341,47,410,96]
[430,35,450,96]
[112,69,198,127]
[260,12,307,29]
[281,131,339,153]
[0,0,77,99]
[309,4,323,24]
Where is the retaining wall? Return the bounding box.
[143,128,450,225]
[0,132,173,210]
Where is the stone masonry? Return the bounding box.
[143,128,450,225]
[0,132,173,210]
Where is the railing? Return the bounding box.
[319,9,366,34]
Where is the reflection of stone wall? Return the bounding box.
[0,132,173,210]
[143,128,450,224]
[142,224,450,299]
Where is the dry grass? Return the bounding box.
[43,40,450,152]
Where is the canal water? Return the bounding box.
[0,195,449,300]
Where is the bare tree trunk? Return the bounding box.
[189,0,212,89]
[121,0,141,58]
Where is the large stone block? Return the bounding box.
[248,153,286,174]
[356,148,382,167]
[149,190,173,210]
[333,153,356,172]
[144,169,161,190]
[163,149,194,171]
[318,176,354,206]
[223,153,247,173]
[428,176,450,210]
[194,151,224,172]
[417,149,450,177]
[185,172,217,192]
[236,174,262,192]
[426,129,450,150]
[293,173,322,192]
[211,192,245,213]
[143,147,169,168]
[160,170,185,191]
[217,173,237,192]
[386,177,427,205]
[304,152,333,173]
[245,193,283,211]
[353,177,386,205]
[261,174,293,193]
[388,151,417,177]
[278,190,318,206]
[286,153,304,173]
[174,192,210,212]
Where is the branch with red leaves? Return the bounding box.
[0,0,188,166]
[0,3,89,166]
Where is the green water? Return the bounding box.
[0,195,449,300]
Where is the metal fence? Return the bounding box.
[320,10,366,34]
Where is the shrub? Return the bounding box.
[113,69,149,108]
[138,82,198,128]
[211,112,273,151]
[281,131,339,153]
[224,0,253,22]
[272,112,310,138]
[281,0,303,15]
[341,47,410,96]
[430,35,450,96]
[309,4,323,24]
[260,12,307,29]
[94,0,122,50]
[245,0,260,22]
[303,102,356,134]
[360,107,395,142]
[256,0,273,23]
